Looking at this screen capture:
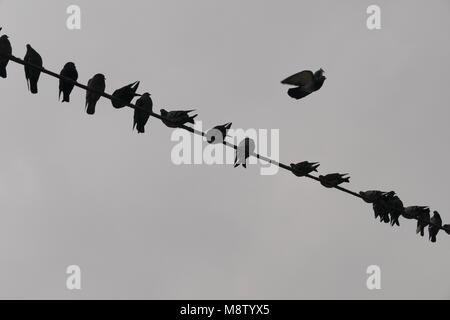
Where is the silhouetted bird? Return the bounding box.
[281,69,326,100]
[373,200,390,223]
[319,173,350,188]
[23,44,43,94]
[370,191,395,224]
[234,137,255,168]
[133,93,153,133]
[206,123,232,144]
[112,81,140,109]
[0,33,12,78]
[429,211,442,243]
[384,192,404,226]
[85,73,106,115]
[59,62,78,102]
[290,161,320,177]
[160,109,197,128]
[416,208,430,237]
[360,190,388,204]
[402,206,429,220]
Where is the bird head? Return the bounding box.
[160,109,168,116]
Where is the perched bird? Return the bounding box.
[206,123,232,144]
[111,81,140,109]
[234,137,255,168]
[371,191,396,224]
[23,44,43,94]
[373,200,390,224]
[416,208,431,237]
[402,206,429,220]
[281,68,326,100]
[360,190,388,204]
[290,161,320,177]
[429,211,442,243]
[133,93,153,133]
[160,109,197,128]
[384,192,404,227]
[85,73,106,115]
[319,173,350,188]
[0,33,12,78]
[59,62,78,102]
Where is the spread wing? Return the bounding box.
[281,70,314,86]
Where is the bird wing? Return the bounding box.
[281,70,314,86]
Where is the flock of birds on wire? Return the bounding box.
[0,27,448,243]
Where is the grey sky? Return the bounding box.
[0,0,449,299]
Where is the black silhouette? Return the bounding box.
[370,191,399,224]
[443,224,450,235]
[429,211,442,243]
[402,206,428,220]
[0,32,12,78]
[59,62,78,102]
[133,92,153,133]
[24,44,43,94]
[319,173,350,188]
[281,69,326,100]
[384,192,404,226]
[206,123,232,144]
[360,190,387,204]
[112,81,140,109]
[416,207,430,237]
[85,73,106,115]
[290,161,320,177]
[234,137,255,168]
[160,109,197,128]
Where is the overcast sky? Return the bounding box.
[0,0,449,299]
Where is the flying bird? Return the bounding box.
[319,173,350,188]
[111,81,140,109]
[59,62,78,102]
[0,33,12,78]
[160,109,197,128]
[416,208,431,237]
[234,137,255,168]
[133,93,153,133]
[206,123,232,144]
[428,211,442,243]
[281,68,326,100]
[85,73,106,115]
[290,161,320,177]
[23,44,43,94]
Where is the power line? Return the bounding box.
[0,42,446,237]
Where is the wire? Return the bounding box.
[0,48,446,235]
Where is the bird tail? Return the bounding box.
[225,122,232,129]
[343,176,350,183]
[30,80,38,94]
[188,114,198,124]
[137,123,145,134]
[62,91,70,103]
[416,224,424,236]
[430,233,436,243]
[0,67,6,78]
[86,102,96,115]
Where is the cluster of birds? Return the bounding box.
[0,27,447,243]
